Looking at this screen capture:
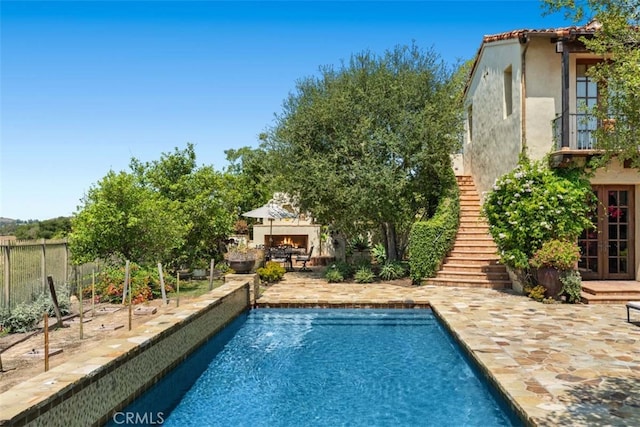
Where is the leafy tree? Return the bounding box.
[70,171,186,265]
[12,217,71,240]
[223,146,274,216]
[130,144,236,268]
[543,0,640,165]
[262,44,466,260]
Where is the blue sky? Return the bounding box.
[1,1,576,221]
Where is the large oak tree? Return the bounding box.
[262,44,466,260]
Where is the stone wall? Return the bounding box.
[0,281,250,427]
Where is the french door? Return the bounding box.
[579,186,635,280]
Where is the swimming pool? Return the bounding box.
[113,309,520,426]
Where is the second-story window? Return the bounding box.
[504,65,513,118]
[467,104,473,143]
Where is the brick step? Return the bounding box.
[460,217,488,222]
[455,237,494,244]
[454,236,495,242]
[447,250,500,257]
[459,224,490,231]
[450,249,499,257]
[443,256,502,265]
[459,226,490,233]
[580,291,640,304]
[439,263,507,273]
[449,248,498,255]
[581,286,640,297]
[435,271,510,280]
[451,242,498,249]
[456,236,493,243]
[424,277,511,289]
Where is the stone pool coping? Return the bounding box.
[0,280,251,426]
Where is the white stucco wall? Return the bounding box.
[250,217,334,258]
[523,37,562,161]
[463,38,523,199]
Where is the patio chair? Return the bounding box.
[269,247,293,272]
[295,246,314,272]
[626,301,640,323]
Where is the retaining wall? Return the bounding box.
[0,280,251,426]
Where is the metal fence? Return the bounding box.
[0,239,101,310]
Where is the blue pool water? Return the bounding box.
[114,309,520,426]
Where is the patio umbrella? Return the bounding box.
[242,202,297,247]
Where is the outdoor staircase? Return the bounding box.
[424,175,512,290]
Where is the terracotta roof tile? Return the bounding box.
[482,22,600,43]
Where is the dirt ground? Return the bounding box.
[0,297,189,394]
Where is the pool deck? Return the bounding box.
[257,271,640,427]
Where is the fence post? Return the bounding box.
[41,238,47,293]
[3,243,10,310]
[122,260,130,305]
[63,239,69,285]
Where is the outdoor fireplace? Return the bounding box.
[265,234,308,250]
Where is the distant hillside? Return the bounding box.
[0,216,72,239]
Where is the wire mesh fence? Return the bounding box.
[0,239,101,310]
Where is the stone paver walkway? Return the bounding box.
[258,271,640,427]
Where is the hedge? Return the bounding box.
[408,176,460,284]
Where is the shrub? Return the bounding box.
[93,263,168,304]
[354,267,375,283]
[379,261,407,281]
[529,239,581,271]
[524,284,547,302]
[37,285,72,317]
[325,268,345,283]
[257,261,286,283]
[328,261,354,279]
[371,243,387,265]
[483,157,593,269]
[348,234,371,252]
[409,171,459,283]
[352,257,372,271]
[0,302,40,333]
[559,270,583,303]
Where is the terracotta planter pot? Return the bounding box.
[535,267,563,300]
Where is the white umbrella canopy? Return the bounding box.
[242,203,298,247]
[241,203,297,220]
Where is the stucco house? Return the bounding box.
[461,22,640,284]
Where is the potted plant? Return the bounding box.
[347,234,371,263]
[191,259,210,280]
[224,242,261,274]
[529,239,581,299]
